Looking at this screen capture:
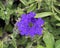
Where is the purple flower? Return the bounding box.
[16,12,44,37]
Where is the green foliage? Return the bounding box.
[55,40,60,48]
[43,32,55,48]
[35,12,52,18]
[11,36,17,48]
[27,3,36,13]
[20,0,28,6]
[37,45,44,48]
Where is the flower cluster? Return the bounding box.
[16,12,44,37]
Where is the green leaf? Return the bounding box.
[26,42,32,48]
[20,0,28,6]
[0,41,3,48]
[37,45,44,48]
[3,43,9,48]
[4,24,13,32]
[52,10,60,21]
[27,4,36,13]
[35,12,52,18]
[55,1,60,6]
[38,2,41,9]
[0,2,5,10]
[5,8,13,24]
[54,15,60,21]
[8,44,15,48]
[27,0,35,5]
[6,0,13,8]
[55,40,60,48]
[36,0,42,9]
[0,9,5,20]
[15,7,24,16]
[43,32,55,48]
[56,23,60,26]
[53,6,60,14]
[11,35,17,48]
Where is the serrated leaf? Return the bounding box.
[55,40,60,48]
[35,12,52,18]
[43,32,55,48]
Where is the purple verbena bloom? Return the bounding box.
[16,12,44,37]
